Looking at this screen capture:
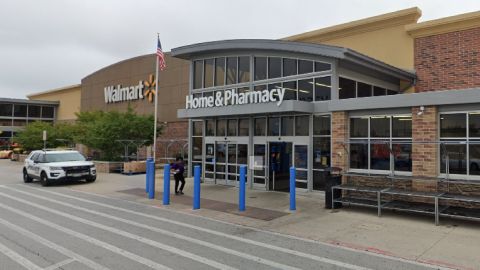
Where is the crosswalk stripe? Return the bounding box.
[0,217,110,270]
[0,199,172,270]
[15,185,372,270]
[4,186,302,270]
[0,190,237,270]
[0,240,42,270]
[43,258,76,270]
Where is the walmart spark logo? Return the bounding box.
[144,74,156,103]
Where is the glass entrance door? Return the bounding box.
[215,142,247,186]
[268,142,293,192]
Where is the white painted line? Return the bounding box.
[60,186,452,270]
[7,187,301,270]
[15,185,373,270]
[43,258,75,270]
[0,240,42,270]
[0,191,236,270]
[0,218,109,270]
[0,201,172,270]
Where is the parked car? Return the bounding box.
[23,150,96,186]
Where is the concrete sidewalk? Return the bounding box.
[71,172,480,270]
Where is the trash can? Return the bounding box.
[325,167,342,209]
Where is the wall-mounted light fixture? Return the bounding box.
[417,106,425,116]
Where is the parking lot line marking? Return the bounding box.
[0,240,42,270]
[0,200,172,270]
[0,191,237,270]
[6,187,302,270]
[0,217,110,270]
[43,258,75,270]
[14,185,372,270]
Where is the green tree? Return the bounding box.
[75,107,158,161]
[14,121,77,151]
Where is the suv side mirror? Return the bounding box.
[86,156,93,161]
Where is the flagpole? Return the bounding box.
[153,33,160,163]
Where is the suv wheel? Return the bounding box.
[85,176,96,183]
[40,172,50,186]
[23,168,33,183]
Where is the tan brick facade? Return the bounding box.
[331,111,349,181]
[415,27,480,92]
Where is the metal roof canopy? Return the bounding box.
[171,39,416,83]
[0,97,59,106]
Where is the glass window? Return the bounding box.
[268,117,280,136]
[254,57,267,81]
[216,143,226,163]
[314,77,331,101]
[440,113,466,137]
[339,77,356,99]
[373,86,386,96]
[315,61,331,72]
[387,90,397,95]
[350,142,368,169]
[13,119,27,126]
[297,79,313,102]
[238,119,249,136]
[313,170,326,191]
[192,137,203,161]
[238,144,248,165]
[441,143,467,174]
[254,118,266,136]
[313,137,330,169]
[298,60,313,74]
[226,57,237,85]
[370,116,390,137]
[227,119,237,136]
[295,115,309,136]
[0,104,12,117]
[192,121,203,136]
[204,59,214,88]
[228,144,237,163]
[215,57,226,86]
[238,56,250,83]
[268,57,281,79]
[14,105,27,117]
[216,119,226,137]
[357,82,372,98]
[350,118,368,137]
[28,105,41,118]
[282,81,297,101]
[469,113,480,137]
[281,116,294,136]
[313,115,330,135]
[193,60,203,89]
[206,120,215,136]
[469,142,480,175]
[393,140,412,172]
[254,144,266,178]
[370,141,390,170]
[294,145,308,169]
[392,116,412,137]
[283,58,297,77]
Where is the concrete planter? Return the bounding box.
[93,161,123,173]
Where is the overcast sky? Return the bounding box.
[1,0,479,99]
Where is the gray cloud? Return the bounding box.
[1,0,479,98]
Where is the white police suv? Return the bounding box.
[23,150,96,186]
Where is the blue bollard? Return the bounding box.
[193,165,201,210]
[289,166,296,211]
[239,165,246,211]
[148,160,156,199]
[146,157,152,193]
[163,164,170,205]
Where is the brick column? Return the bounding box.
[331,111,349,180]
[411,106,438,191]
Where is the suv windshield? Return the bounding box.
[44,152,86,162]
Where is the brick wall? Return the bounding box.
[331,112,349,181]
[411,106,439,191]
[415,27,480,92]
[155,121,188,162]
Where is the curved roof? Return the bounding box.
[171,39,415,82]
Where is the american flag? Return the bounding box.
[157,37,166,71]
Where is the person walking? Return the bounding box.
[171,157,185,195]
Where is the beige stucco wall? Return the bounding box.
[28,85,81,121]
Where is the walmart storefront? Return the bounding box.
[172,40,415,191]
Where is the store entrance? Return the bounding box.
[268,142,292,192]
